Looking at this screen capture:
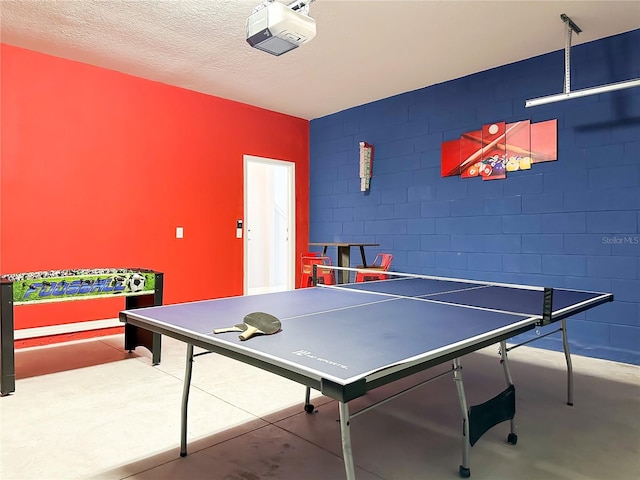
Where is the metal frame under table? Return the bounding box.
[118,282,611,479]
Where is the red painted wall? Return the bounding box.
[0,44,309,344]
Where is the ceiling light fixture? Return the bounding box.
[525,14,640,108]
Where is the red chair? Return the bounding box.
[355,253,393,282]
[299,251,319,286]
[300,255,336,288]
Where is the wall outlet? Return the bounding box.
[176,227,184,239]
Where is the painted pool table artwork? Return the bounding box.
[441,119,557,180]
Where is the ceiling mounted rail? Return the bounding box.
[525,14,640,108]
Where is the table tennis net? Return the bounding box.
[312,266,554,325]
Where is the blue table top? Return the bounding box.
[121,277,611,388]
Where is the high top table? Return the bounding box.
[308,242,379,283]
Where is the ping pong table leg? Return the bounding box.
[561,319,574,406]
[180,344,194,457]
[452,358,471,478]
[338,402,357,480]
[500,341,518,445]
[304,386,315,413]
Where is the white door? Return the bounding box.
[244,155,295,295]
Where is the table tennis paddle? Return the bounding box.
[238,312,281,341]
[212,323,247,334]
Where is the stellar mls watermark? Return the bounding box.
[602,235,639,245]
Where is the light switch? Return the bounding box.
[176,227,184,239]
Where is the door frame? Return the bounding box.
[243,155,296,295]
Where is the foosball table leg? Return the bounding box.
[124,323,162,365]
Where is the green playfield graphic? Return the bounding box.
[1,268,156,304]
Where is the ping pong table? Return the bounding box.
[119,272,612,479]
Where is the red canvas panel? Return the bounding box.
[530,119,558,163]
[459,129,483,178]
[479,122,506,180]
[504,119,532,172]
[441,139,462,177]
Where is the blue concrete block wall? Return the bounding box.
[309,30,640,365]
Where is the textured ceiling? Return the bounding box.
[1,0,639,120]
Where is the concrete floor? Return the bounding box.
[1,334,638,480]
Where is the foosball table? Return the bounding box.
[0,268,163,396]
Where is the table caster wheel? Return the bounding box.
[459,465,470,478]
[304,404,315,413]
[507,433,518,445]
